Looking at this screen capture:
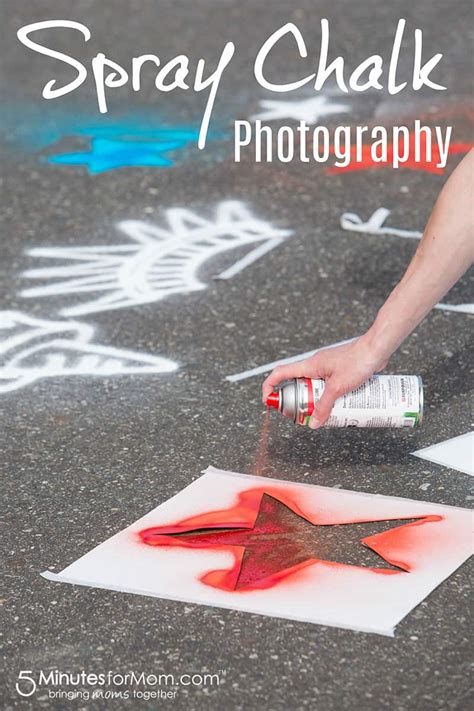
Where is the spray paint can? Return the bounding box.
[266,375,423,428]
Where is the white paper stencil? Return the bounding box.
[42,467,472,636]
[412,432,474,476]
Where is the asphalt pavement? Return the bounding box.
[1,1,473,709]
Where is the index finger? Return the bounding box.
[261,359,318,402]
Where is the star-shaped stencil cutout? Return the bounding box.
[140,491,434,591]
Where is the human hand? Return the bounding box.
[261,337,389,429]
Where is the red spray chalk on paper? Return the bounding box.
[139,486,442,592]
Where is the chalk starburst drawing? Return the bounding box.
[21,201,292,317]
[0,311,177,393]
[251,96,350,123]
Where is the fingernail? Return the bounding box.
[309,417,321,430]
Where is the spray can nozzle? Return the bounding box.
[266,391,280,410]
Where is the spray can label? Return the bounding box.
[300,375,423,428]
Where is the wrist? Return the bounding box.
[358,318,398,369]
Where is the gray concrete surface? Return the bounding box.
[1,1,473,709]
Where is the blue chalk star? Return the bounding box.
[47,130,200,173]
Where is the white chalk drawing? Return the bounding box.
[340,208,422,240]
[226,338,357,382]
[435,303,474,314]
[251,96,350,123]
[340,209,473,314]
[412,432,474,476]
[0,311,178,393]
[21,202,292,317]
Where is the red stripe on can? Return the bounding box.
[306,377,314,416]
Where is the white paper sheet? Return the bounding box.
[42,467,472,636]
[412,432,474,476]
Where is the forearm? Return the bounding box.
[362,151,474,363]
[262,151,473,426]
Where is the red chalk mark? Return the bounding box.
[141,486,309,534]
[139,488,443,592]
[201,555,318,592]
[326,136,473,175]
[363,514,443,572]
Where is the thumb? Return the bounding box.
[309,380,340,429]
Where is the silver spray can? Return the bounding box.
[266,375,423,428]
